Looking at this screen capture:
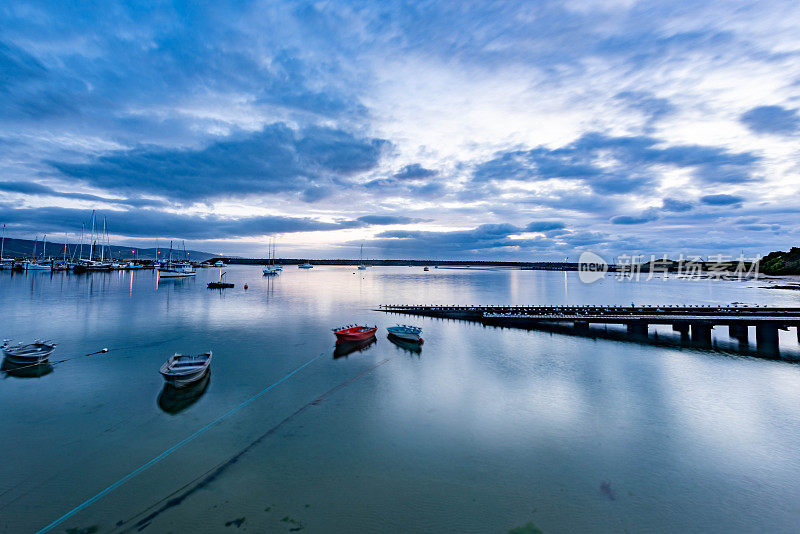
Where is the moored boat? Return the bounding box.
[159,351,212,388]
[263,237,280,275]
[298,262,313,269]
[158,264,197,278]
[332,324,378,342]
[208,269,234,288]
[386,324,423,342]
[2,339,57,364]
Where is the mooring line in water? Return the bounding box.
[35,351,326,534]
[114,357,394,533]
[1,348,109,374]
[3,336,185,375]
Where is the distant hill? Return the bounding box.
[761,247,800,275]
[0,237,219,261]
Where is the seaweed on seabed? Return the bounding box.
[508,522,544,534]
[225,517,246,528]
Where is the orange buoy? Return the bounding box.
[244,283,248,289]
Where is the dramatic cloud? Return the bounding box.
[0,205,364,240]
[49,124,388,201]
[472,132,760,194]
[1,1,798,258]
[740,105,800,135]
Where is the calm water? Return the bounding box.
[2,266,800,533]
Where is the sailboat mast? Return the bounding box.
[89,210,95,261]
[1,224,5,261]
[100,216,106,263]
[42,234,47,260]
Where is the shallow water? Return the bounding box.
[1,266,800,533]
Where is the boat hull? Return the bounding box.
[334,326,378,342]
[161,367,209,388]
[160,352,212,388]
[159,271,196,278]
[2,344,56,364]
[386,330,422,341]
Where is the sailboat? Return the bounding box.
[159,241,197,279]
[357,244,367,270]
[25,235,52,271]
[263,237,279,275]
[0,224,13,270]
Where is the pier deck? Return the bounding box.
[378,304,800,353]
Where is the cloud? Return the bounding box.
[370,222,558,255]
[661,197,693,212]
[740,105,800,135]
[0,206,363,240]
[1,2,798,258]
[614,91,674,129]
[49,124,388,201]
[700,194,744,206]
[0,180,167,208]
[472,132,760,194]
[525,220,566,232]
[393,163,438,179]
[356,215,427,225]
[610,213,658,224]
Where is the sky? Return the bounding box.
[1,1,799,260]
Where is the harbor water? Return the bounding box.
[1,266,800,533]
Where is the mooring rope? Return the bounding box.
[1,347,109,373]
[35,351,325,534]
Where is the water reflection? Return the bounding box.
[1,357,54,378]
[333,337,376,359]
[157,372,210,414]
[387,334,423,355]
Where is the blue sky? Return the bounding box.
[1,1,798,259]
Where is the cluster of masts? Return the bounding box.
[0,212,213,273]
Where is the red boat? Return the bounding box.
[332,324,378,342]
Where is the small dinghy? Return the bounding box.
[1,339,56,364]
[332,324,378,342]
[386,325,423,343]
[159,351,212,388]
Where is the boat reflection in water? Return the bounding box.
[333,337,376,359]
[387,334,423,355]
[1,357,54,378]
[157,372,210,415]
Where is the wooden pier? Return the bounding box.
[378,304,800,353]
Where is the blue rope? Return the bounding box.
[36,352,325,534]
